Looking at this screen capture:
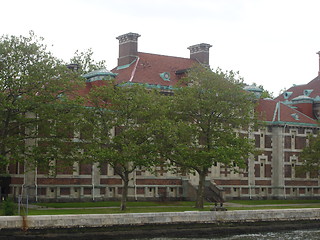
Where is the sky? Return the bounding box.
[1,0,320,96]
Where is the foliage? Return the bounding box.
[69,48,107,74]
[82,83,163,210]
[0,31,84,174]
[250,82,273,99]
[299,133,320,177]
[2,198,15,215]
[156,66,257,208]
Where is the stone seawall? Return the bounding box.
[1,209,320,239]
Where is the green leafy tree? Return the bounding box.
[156,67,257,209]
[0,31,84,175]
[251,82,273,99]
[83,83,161,210]
[69,48,107,74]
[299,133,320,177]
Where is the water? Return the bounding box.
[133,229,320,240]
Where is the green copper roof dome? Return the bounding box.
[83,69,117,82]
[243,85,263,92]
[244,85,263,98]
[292,95,313,102]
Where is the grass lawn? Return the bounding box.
[227,205,320,211]
[229,199,320,205]
[27,206,212,215]
[1,199,320,216]
[33,201,200,209]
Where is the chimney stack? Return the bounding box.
[188,43,212,66]
[116,32,141,66]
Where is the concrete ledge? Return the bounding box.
[0,208,320,231]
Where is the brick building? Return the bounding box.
[6,33,320,201]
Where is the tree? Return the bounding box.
[83,83,161,210]
[299,132,320,177]
[0,31,84,175]
[156,67,257,209]
[69,48,107,74]
[250,82,273,99]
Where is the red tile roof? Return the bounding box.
[275,76,320,102]
[256,98,317,126]
[112,52,198,86]
[79,51,318,127]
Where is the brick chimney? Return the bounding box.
[188,43,212,66]
[116,32,141,66]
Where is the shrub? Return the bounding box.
[3,198,15,216]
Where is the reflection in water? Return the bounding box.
[134,229,320,240]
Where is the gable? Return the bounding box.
[257,99,318,126]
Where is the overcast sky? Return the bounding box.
[1,0,320,96]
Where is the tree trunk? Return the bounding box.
[195,170,206,209]
[120,172,129,211]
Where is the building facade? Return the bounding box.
[5,33,320,202]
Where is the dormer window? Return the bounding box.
[303,89,313,96]
[291,113,299,120]
[283,91,292,99]
[160,72,170,81]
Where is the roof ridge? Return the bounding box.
[272,102,279,122]
[138,52,194,61]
